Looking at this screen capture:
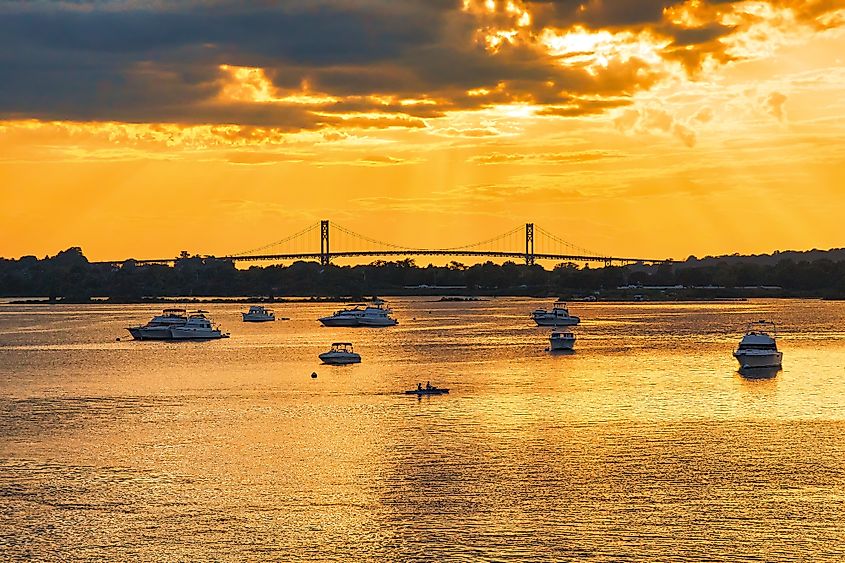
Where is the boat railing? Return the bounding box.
[743,320,778,338]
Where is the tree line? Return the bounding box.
[2,247,845,301]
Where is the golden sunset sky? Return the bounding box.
[1,0,844,262]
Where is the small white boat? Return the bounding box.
[127,308,188,340]
[319,342,361,365]
[405,384,449,396]
[169,313,229,340]
[549,330,576,351]
[532,302,580,326]
[318,300,398,327]
[242,305,275,322]
[733,320,783,369]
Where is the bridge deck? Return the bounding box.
[96,249,672,267]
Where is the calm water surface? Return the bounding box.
[1,298,844,561]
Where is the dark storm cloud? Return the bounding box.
[522,0,738,28]
[0,0,453,124]
[524,0,675,28]
[664,23,736,47]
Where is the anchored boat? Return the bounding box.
[405,383,449,396]
[532,302,580,326]
[549,330,576,351]
[319,342,362,365]
[242,305,275,322]
[733,320,783,369]
[169,313,229,340]
[127,308,188,340]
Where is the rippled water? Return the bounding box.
[1,298,845,561]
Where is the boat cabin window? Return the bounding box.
[738,343,777,350]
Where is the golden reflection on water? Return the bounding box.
[1,298,845,559]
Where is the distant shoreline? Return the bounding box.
[7,295,837,306]
[7,287,839,305]
[5,247,845,304]
[6,296,369,305]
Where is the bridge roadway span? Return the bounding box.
[100,250,672,267]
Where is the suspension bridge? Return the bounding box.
[106,221,673,267]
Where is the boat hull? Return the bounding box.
[738,366,780,379]
[534,316,580,327]
[357,318,398,327]
[318,316,397,327]
[733,350,783,369]
[127,326,173,340]
[242,314,275,322]
[319,352,361,365]
[318,317,361,327]
[405,389,449,396]
[169,327,228,340]
[549,339,575,351]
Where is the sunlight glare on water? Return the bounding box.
[1,298,845,560]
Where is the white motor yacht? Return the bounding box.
[356,307,399,327]
[532,302,580,326]
[733,320,783,369]
[549,330,576,351]
[318,301,398,327]
[318,305,366,327]
[127,308,188,340]
[169,313,229,340]
[318,342,362,365]
[242,305,275,322]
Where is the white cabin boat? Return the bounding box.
[318,306,364,327]
[318,342,362,365]
[733,320,782,369]
[127,308,188,340]
[242,305,275,322]
[532,302,580,326]
[318,301,398,327]
[169,313,229,340]
[549,330,576,351]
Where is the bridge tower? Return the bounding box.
[525,223,535,266]
[320,220,331,266]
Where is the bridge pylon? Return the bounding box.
[320,220,330,266]
[525,223,535,266]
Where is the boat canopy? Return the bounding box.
[744,320,777,335]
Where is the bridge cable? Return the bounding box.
[439,225,524,252]
[534,225,602,258]
[331,222,422,251]
[225,222,319,257]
